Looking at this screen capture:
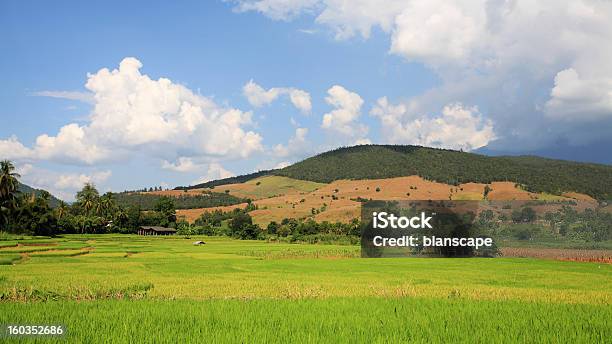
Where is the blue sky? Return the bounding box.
[1,1,611,200]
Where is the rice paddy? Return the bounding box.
[0,235,610,342]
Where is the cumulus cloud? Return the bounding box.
[321,85,368,140]
[243,80,312,114]
[54,171,112,190]
[161,157,201,173]
[0,136,35,161]
[1,57,263,165]
[390,1,483,64]
[273,127,309,158]
[316,0,406,39]
[371,98,495,151]
[236,0,612,151]
[192,163,235,185]
[545,68,612,121]
[16,163,112,201]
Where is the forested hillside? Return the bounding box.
[177,145,612,200]
[18,183,63,208]
[114,191,247,210]
[275,145,612,200]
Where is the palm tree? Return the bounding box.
[0,160,20,199]
[114,206,127,223]
[99,192,116,219]
[56,201,68,220]
[0,160,21,230]
[76,183,99,215]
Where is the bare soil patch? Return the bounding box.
[500,247,612,263]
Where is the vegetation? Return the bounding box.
[175,169,273,190]
[267,145,612,200]
[1,151,610,342]
[0,236,610,342]
[113,191,247,210]
[0,160,21,232]
[181,206,360,243]
[0,160,186,235]
[229,176,325,199]
[17,183,62,208]
[176,145,612,201]
[0,298,609,343]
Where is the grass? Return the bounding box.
[0,235,610,342]
[1,298,609,343]
[227,175,326,200]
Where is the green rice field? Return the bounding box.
[0,235,611,342]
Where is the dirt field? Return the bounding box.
[149,175,595,225]
[500,247,612,264]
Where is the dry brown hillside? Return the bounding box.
[167,175,597,225]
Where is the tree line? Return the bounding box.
[0,160,181,235]
[113,191,247,210]
[176,207,362,243]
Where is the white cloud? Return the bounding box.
[237,0,612,150]
[233,0,319,21]
[16,164,112,201]
[545,68,612,121]
[34,124,111,164]
[193,163,235,185]
[353,138,371,145]
[390,1,483,64]
[274,161,291,169]
[298,28,317,34]
[54,171,112,190]
[1,57,264,165]
[321,85,368,139]
[316,0,406,39]
[32,90,94,103]
[0,136,35,161]
[243,80,312,114]
[273,127,309,157]
[15,163,33,176]
[243,80,281,107]
[371,98,495,151]
[161,157,201,173]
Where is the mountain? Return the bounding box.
[179,145,612,201]
[17,183,63,208]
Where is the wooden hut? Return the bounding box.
[138,226,177,236]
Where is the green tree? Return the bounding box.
[512,207,537,223]
[14,192,57,236]
[56,201,68,220]
[76,183,100,216]
[126,205,142,231]
[267,221,279,234]
[154,196,176,226]
[0,160,21,230]
[229,212,253,237]
[99,192,116,219]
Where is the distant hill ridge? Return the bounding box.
[177,145,612,200]
[18,183,63,208]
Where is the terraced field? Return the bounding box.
[0,235,610,342]
[164,175,597,225]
